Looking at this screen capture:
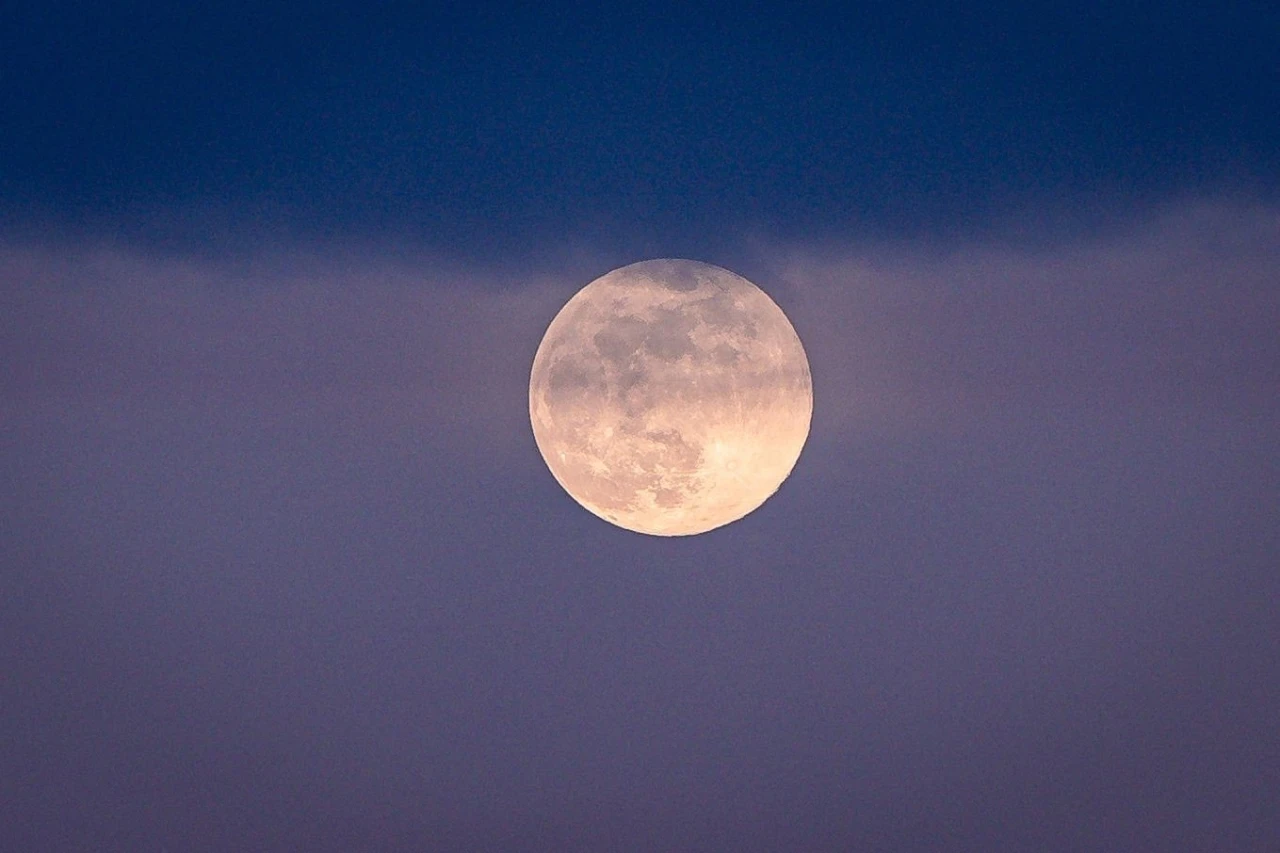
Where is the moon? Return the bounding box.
[529,259,813,536]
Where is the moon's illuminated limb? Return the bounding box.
[529,259,813,536]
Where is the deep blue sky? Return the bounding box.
[3,3,1279,851]
[4,1,1277,250]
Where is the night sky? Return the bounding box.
[3,2,1279,851]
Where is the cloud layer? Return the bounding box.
[3,200,1277,851]
[6,201,1276,431]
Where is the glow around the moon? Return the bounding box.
[529,259,813,536]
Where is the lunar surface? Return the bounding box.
[529,259,813,536]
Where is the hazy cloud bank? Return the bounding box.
[4,199,1276,448]
[3,199,1277,851]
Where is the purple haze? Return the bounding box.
[3,201,1278,850]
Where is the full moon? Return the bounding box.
[529,259,813,536]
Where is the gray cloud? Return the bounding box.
[2,200,1277,851]
[770,201,1280,430]
[8,201,1274,439]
